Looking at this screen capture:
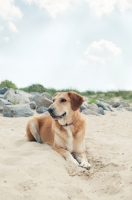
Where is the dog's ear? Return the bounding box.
[68,91,84,111]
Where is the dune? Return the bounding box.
[0,109,132,200]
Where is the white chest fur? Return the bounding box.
[64,126,74,153]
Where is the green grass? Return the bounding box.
[88,98,98,104]
[1,80,132,102]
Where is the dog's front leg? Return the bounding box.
[74,152,91,169]
[53,145,79,166]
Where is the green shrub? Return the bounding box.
[88,98,98,104]
[20,84,49,93]
[0,80,18,89]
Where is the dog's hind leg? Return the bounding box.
[26,121,42,143]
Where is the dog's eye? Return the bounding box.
[60,99,66,103]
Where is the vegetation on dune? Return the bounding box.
[0,80,18,89]
[20,84,50,94]
[0,80,132,102]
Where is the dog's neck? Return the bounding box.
[58,110,80,127]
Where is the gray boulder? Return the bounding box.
[96,107,105,115]
[86,103,98,111]
[82,108,99,116]
[116,105,124,111]
[37,98,52,108]
[15,90,32,100]
[125,107,132,112]
[4,88,14,99]
[30,92,41,96]
[41,92,52,101]
[32,92,53,106]
[97,101,113,112]
[29,102,36,109]
[0,106,3,113]
[0,87,9,94]
[3,104,34,117]
[80,103,87,112]
[120,102,130,108]
[112,102,120,108]
[0,95,4,99]
[36,106,48,114]
[32,94,41,105]
[0,99,12,107]
[4,89,30,104]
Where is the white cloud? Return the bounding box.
[0,0,22,20]
[85,0,132,16]
[24,0,71,18]
[108,84,117,90]
[8,21,19,33]
[3,37,9,42]
[0,25,4,31]
[84,39,122,64]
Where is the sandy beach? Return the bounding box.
[0,109,132,200]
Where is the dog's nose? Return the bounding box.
[48,106,55,114]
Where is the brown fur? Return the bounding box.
[26,91,91,169]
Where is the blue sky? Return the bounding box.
[0,0,132,91]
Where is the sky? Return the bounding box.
[0,0,132,92]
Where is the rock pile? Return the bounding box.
[0,87,131,117]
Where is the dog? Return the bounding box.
[26,91,91,169]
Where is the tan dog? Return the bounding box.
[26,91,91,169]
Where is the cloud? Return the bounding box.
[3,37,9,42]
[108,84,117,90]
[8,21,19,33]
[85,0,132,16]
[0,25,4,31]
[24,0,71,18]
[84,39,122,64]
[0,0,22,20]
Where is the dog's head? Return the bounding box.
[48,91,84,120]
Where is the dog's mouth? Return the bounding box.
[50,112,66,120]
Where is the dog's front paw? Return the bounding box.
[66,155,79,166]
[79,160,91,169]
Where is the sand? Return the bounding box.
[0,109,132,200]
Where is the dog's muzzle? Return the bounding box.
[48,106,66,119]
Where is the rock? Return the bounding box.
[3,104,34,117]
[15,90,33,100]
[97,101,113,112]
[117,106,124,111]
[32,92,53,106]
[96,107,105,115]
[87,103,98,111]
[0,106,3,113]
[82,108,99,116]
[4,88,14,99]
[80,103,87,112]
[4,89,30,104]
[120,102,130,108]
[0,87,9,94]
[43,111,50,116]
[125,107,132,111]
[0,95,4,99]
[29,102,36,109]
[37,98,52,108]
[0,99,12,107]
[30,92,41,96]
[112,102,120,108]
[36,106,48,114]
[32,94,41,105]
[41,92,52,101]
